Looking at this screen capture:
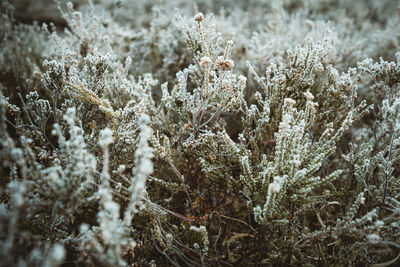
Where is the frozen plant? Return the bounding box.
[0,0,399,266]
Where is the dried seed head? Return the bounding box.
[215,56,225,67]
[284,98,296,107]
[200,56,212,67]
[194,12,204,22]
[223,59,234,70]
[304,90,314,101]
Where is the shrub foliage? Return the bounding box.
[0,0,399,266]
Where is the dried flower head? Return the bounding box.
[194,12,204,22]
[304,90,314,101]
[215,56,225,67]
[284,98,296,107]
[200,56,212,67]
[223,59,234,70]
[216,56,234,70]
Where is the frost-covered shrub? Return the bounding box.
[1,0,399,266]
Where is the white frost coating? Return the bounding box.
[366,233,380,244]
[268,182,281,194]
[190,225,206,233]
[99,128,114,148]
[50,244,65,262]
[123,113,154,225]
